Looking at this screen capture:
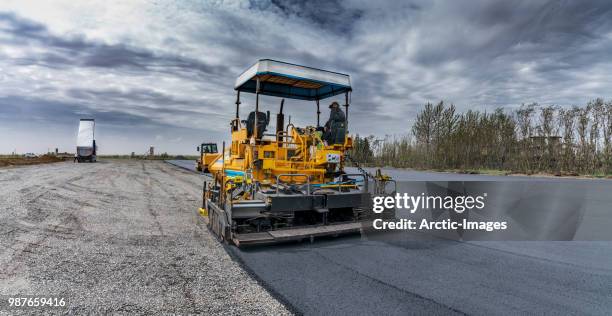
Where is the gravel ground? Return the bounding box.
[0,160,290,315]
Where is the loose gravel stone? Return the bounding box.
[0,160,290,315]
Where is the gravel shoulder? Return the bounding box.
[0,160,289,315]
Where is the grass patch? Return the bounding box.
[0,155,64,167]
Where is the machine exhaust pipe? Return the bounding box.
[276,99,285,146]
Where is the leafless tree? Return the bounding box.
[351,99,611,176]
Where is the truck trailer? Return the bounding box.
[76,119,97,163]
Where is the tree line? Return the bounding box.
[349,99,612,176]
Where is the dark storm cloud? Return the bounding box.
[0,95,223,154]
[261,0,364,34]
[0,94,222,141]
[0,95,162,127]
[67,88,193,108]
[436,2,607,117]
[0,12,45,38]
[355,0,612,110]
[410,1,612,66]
[191,7,324,72]
[0,12,228,77]
[65,88,227,119]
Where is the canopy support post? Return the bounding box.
[235,91,241,119]
[255,77,260,139]
[344,92,349,127]
[316,99,320,127]
[250,77,261,172]
[233,91,241,132]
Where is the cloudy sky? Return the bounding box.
[1,0,612,154]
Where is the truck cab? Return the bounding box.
[196,142,218,172]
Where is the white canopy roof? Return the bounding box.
[234,59,351,101]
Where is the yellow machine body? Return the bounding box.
[196,143,219,172]
[208,120,353,186]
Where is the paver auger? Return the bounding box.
[199,59,393,246]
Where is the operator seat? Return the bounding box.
[246,111,270,139]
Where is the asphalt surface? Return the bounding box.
[166,159,198,172]
[233,237,612,315]
[0,160,289,315]
[166,160,612,315]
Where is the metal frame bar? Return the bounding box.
[254,77,260,139]
[341,173,368,193]
[316,99,320,127]
[235,90,241,119]
[276,174,310,195]
[344,91,349,127]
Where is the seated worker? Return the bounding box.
[323,101,346,144]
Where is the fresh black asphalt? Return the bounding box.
[166,160,612,315]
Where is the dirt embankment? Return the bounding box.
[0,155,64,168]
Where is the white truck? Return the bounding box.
[76,119,97,163]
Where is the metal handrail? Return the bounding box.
[276,131,294,138]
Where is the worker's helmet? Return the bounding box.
[329,101,340,108]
